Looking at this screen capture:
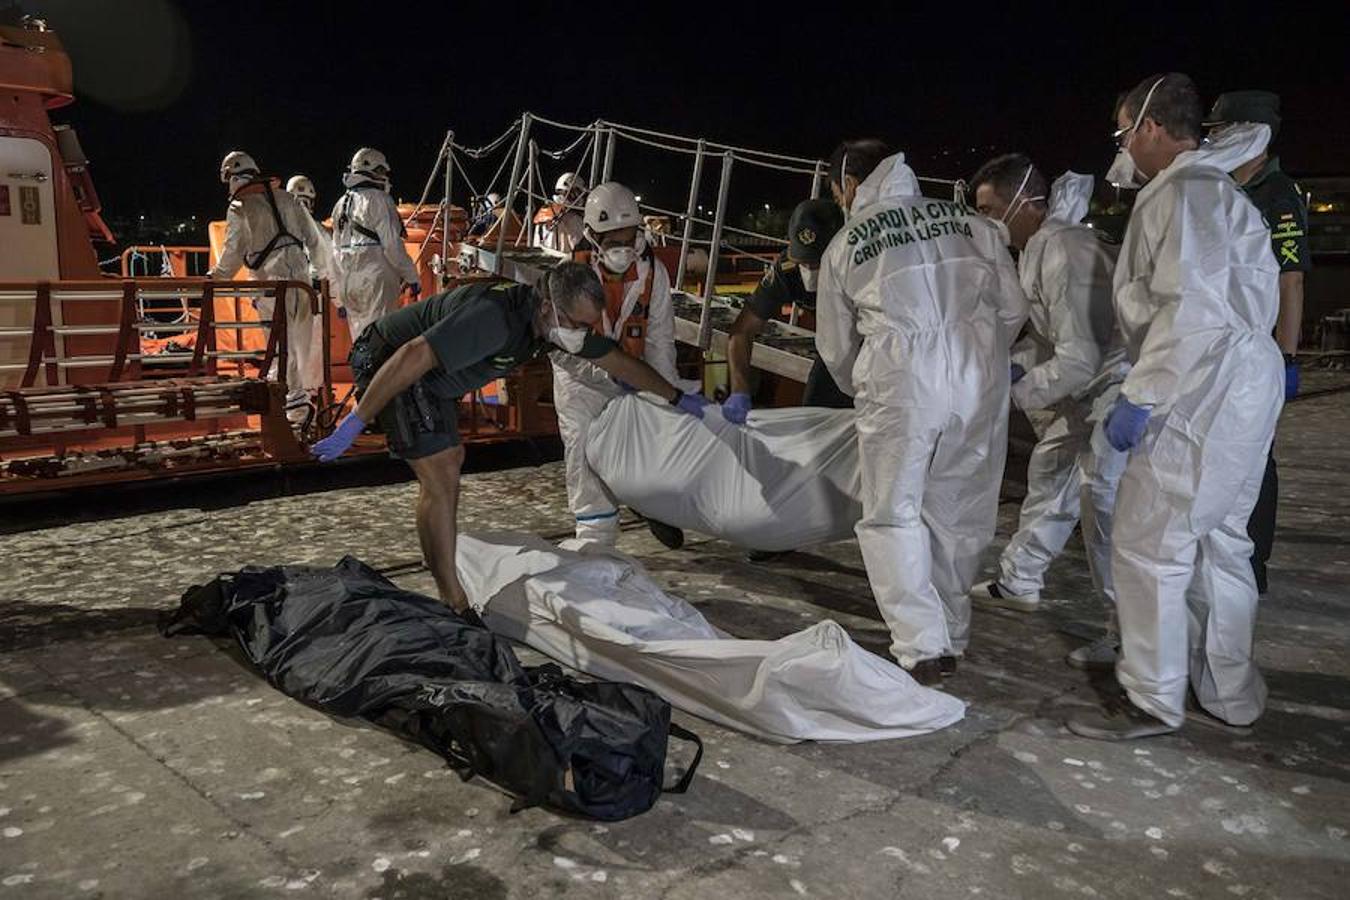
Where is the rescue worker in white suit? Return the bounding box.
[1068,73,1283,740]
[533,172,587,254]
[967,157,1131,670]
[551,181,681,547]
[286,174,337,290]
[209,151,329,419]
[817,142,1029,685]
[331,148,421,342]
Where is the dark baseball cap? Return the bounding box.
[786,199,845,265]
[1204,90,1281,139]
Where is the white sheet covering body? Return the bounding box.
[456,532,965,743]
[584,395,864,552]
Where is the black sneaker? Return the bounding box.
[647,519,685,550]
[939,655,959,677]
[906,659,945,686]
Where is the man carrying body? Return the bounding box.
[1204,90,1309,595]
[311,262,708,610]
[209,151,329,421]
[723,198,850,424]
[1069,74,1283,740]
[817,144,1028,684]
[331,148,421,342]
[554,181,684,548]
[966,156,1130,669]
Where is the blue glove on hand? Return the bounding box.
[404,281,421,299]
[1010,363,1026,384]
[673,391,710,420]
[722,392,752,425]
[311,412,366,462]
[337,306,348,320]
[1284,360,1299,402]
[1104,397,1150,452]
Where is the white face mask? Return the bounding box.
[989,217,1012,248]
[799,265,819,292]
[548,301,588,354]
[599,244,637,274]
[1107,76,1165,189]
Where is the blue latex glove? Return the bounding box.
[311,412,366,462]
[337,306,348,320]
[722,392,752,425]
[1010,363,1026,384]
[673,391,710,419]
[1104,397,1150,452]
[1284,361,1299,402]
[404,281,421,299]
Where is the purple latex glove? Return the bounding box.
[1104,397,1150,452]
[1011,363,1026,383]
[403,281,421,299]
[311,412,366,462]
[722,392,752,425]
[1284,361,1299,402]
[337,306,348,320]
[672,391,710,419]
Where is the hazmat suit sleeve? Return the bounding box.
[209,204,250,280]
[1118,183,1227,411]
[641,261,679,384]
[990,242,1030,348]
[1012,232,1107,410]
[815,236,859,397]
[299,212,335,284]
[374,195,421,286]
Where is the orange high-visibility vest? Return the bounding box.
[573,249,655,360]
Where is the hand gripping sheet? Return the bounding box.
[584,396,864,551]
[458,532,965,744]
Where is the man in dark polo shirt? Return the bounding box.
[1205,90,1310,593]
[311,261,708,612]
[723,198,850,424]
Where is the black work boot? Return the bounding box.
[647,519,685,550]
[906,659,945,686]
[939,655,959,677]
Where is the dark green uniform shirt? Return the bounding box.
[1240,156,1311,274]
[745,250,815,321]
[374,281,613,398]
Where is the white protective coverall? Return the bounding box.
[209,181,329,392]
[1111,124,1283,728]
[817,153,1029,667]
[331,183,420,341]
[999,173,1129,601]
[533,210,585,254]
[552,249,678,544]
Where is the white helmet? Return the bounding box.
[220,150,259,184]
[553,172,586,205]
[349,147,391,181]
[286,175,316,209]
[583,181,642,235]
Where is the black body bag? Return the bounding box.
[160,556,701,821]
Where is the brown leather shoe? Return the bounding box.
[906,659,945,686]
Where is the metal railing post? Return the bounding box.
[441,129,454,287]
[521,139,538,248]
[601,126,616,183]
[697,151,734,351]
[811,160,825,199]
[674,139,706,292]
[588,120,603,189]
[494,113,532,272]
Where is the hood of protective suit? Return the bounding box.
[1142,124,1272,201]
[851,152,920,213]
[1046,172,1093,224]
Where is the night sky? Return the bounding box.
[8,0,1347,235]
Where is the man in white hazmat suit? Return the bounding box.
[208,151,329,418]
[533,172,587,253]
[551,181,681,547]
[817,143,1029,685]
[286,174,337,290]
[1068,73,1283,740]
[967,156,1130,669]
[331,148,421,342]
